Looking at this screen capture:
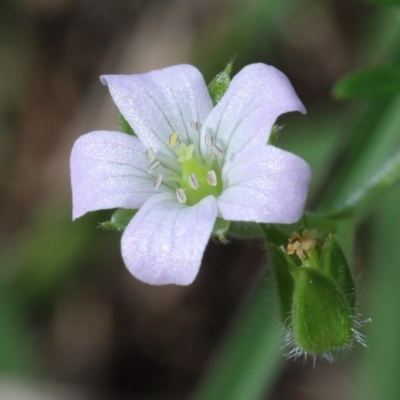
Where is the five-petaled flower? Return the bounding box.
[70,63,311,285]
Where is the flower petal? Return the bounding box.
[202,63,306,162]
[121,193,218,285]
[101,65,213,155]
[217,146,311,223]
[71,131,156,219]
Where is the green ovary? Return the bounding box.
[180,157,222,206]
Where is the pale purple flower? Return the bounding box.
[70,64,311,285]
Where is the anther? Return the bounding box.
[146,147,155,162]
[211,144,224,158]
[176,188,187,204]
[169,132,179,148]
[207,170,218,186]
[191,121,201,132]
[154,174,163,189]
[189,173,200,190]
[148,160,160,173]
[205,133,214,147]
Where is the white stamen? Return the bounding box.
[211,144,224,158]
[154,174,163,189]
[205,133,214,147]
[176,188,187,204]
[191,121,201,133]
[189,173,200,190]
[207,170,218,186]
[146,147,155,162]
[148,160,160,173]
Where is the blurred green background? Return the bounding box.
[1,0,400,399]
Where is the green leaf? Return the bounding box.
[333,66,400,99]
[119,113,136,135]
[101,208,137,231]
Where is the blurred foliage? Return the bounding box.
[1,0,400,399]
[193,274,283,400]
[360,185,400,400]
[0,284,37,374]
[365,0,400,6]
[4,206,96,304]
[333,66,400,98]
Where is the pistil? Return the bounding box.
[146,125,224,205]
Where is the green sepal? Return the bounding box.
[100,208,137,232]
[227,221,264,239]
[263,225,299,328]
[208,61,233,106]
[321,234,356,310]
[268,125,282,145]
[292,267,354,354]
[119,113,136,136]
[267,243,297,328]
[212,218,231,242]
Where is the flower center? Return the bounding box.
[146,122,224,206]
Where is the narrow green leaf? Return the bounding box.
[324,149,400,219]
[333,66,400,99]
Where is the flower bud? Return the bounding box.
[266,227,362,359]
[291,267,353,354]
